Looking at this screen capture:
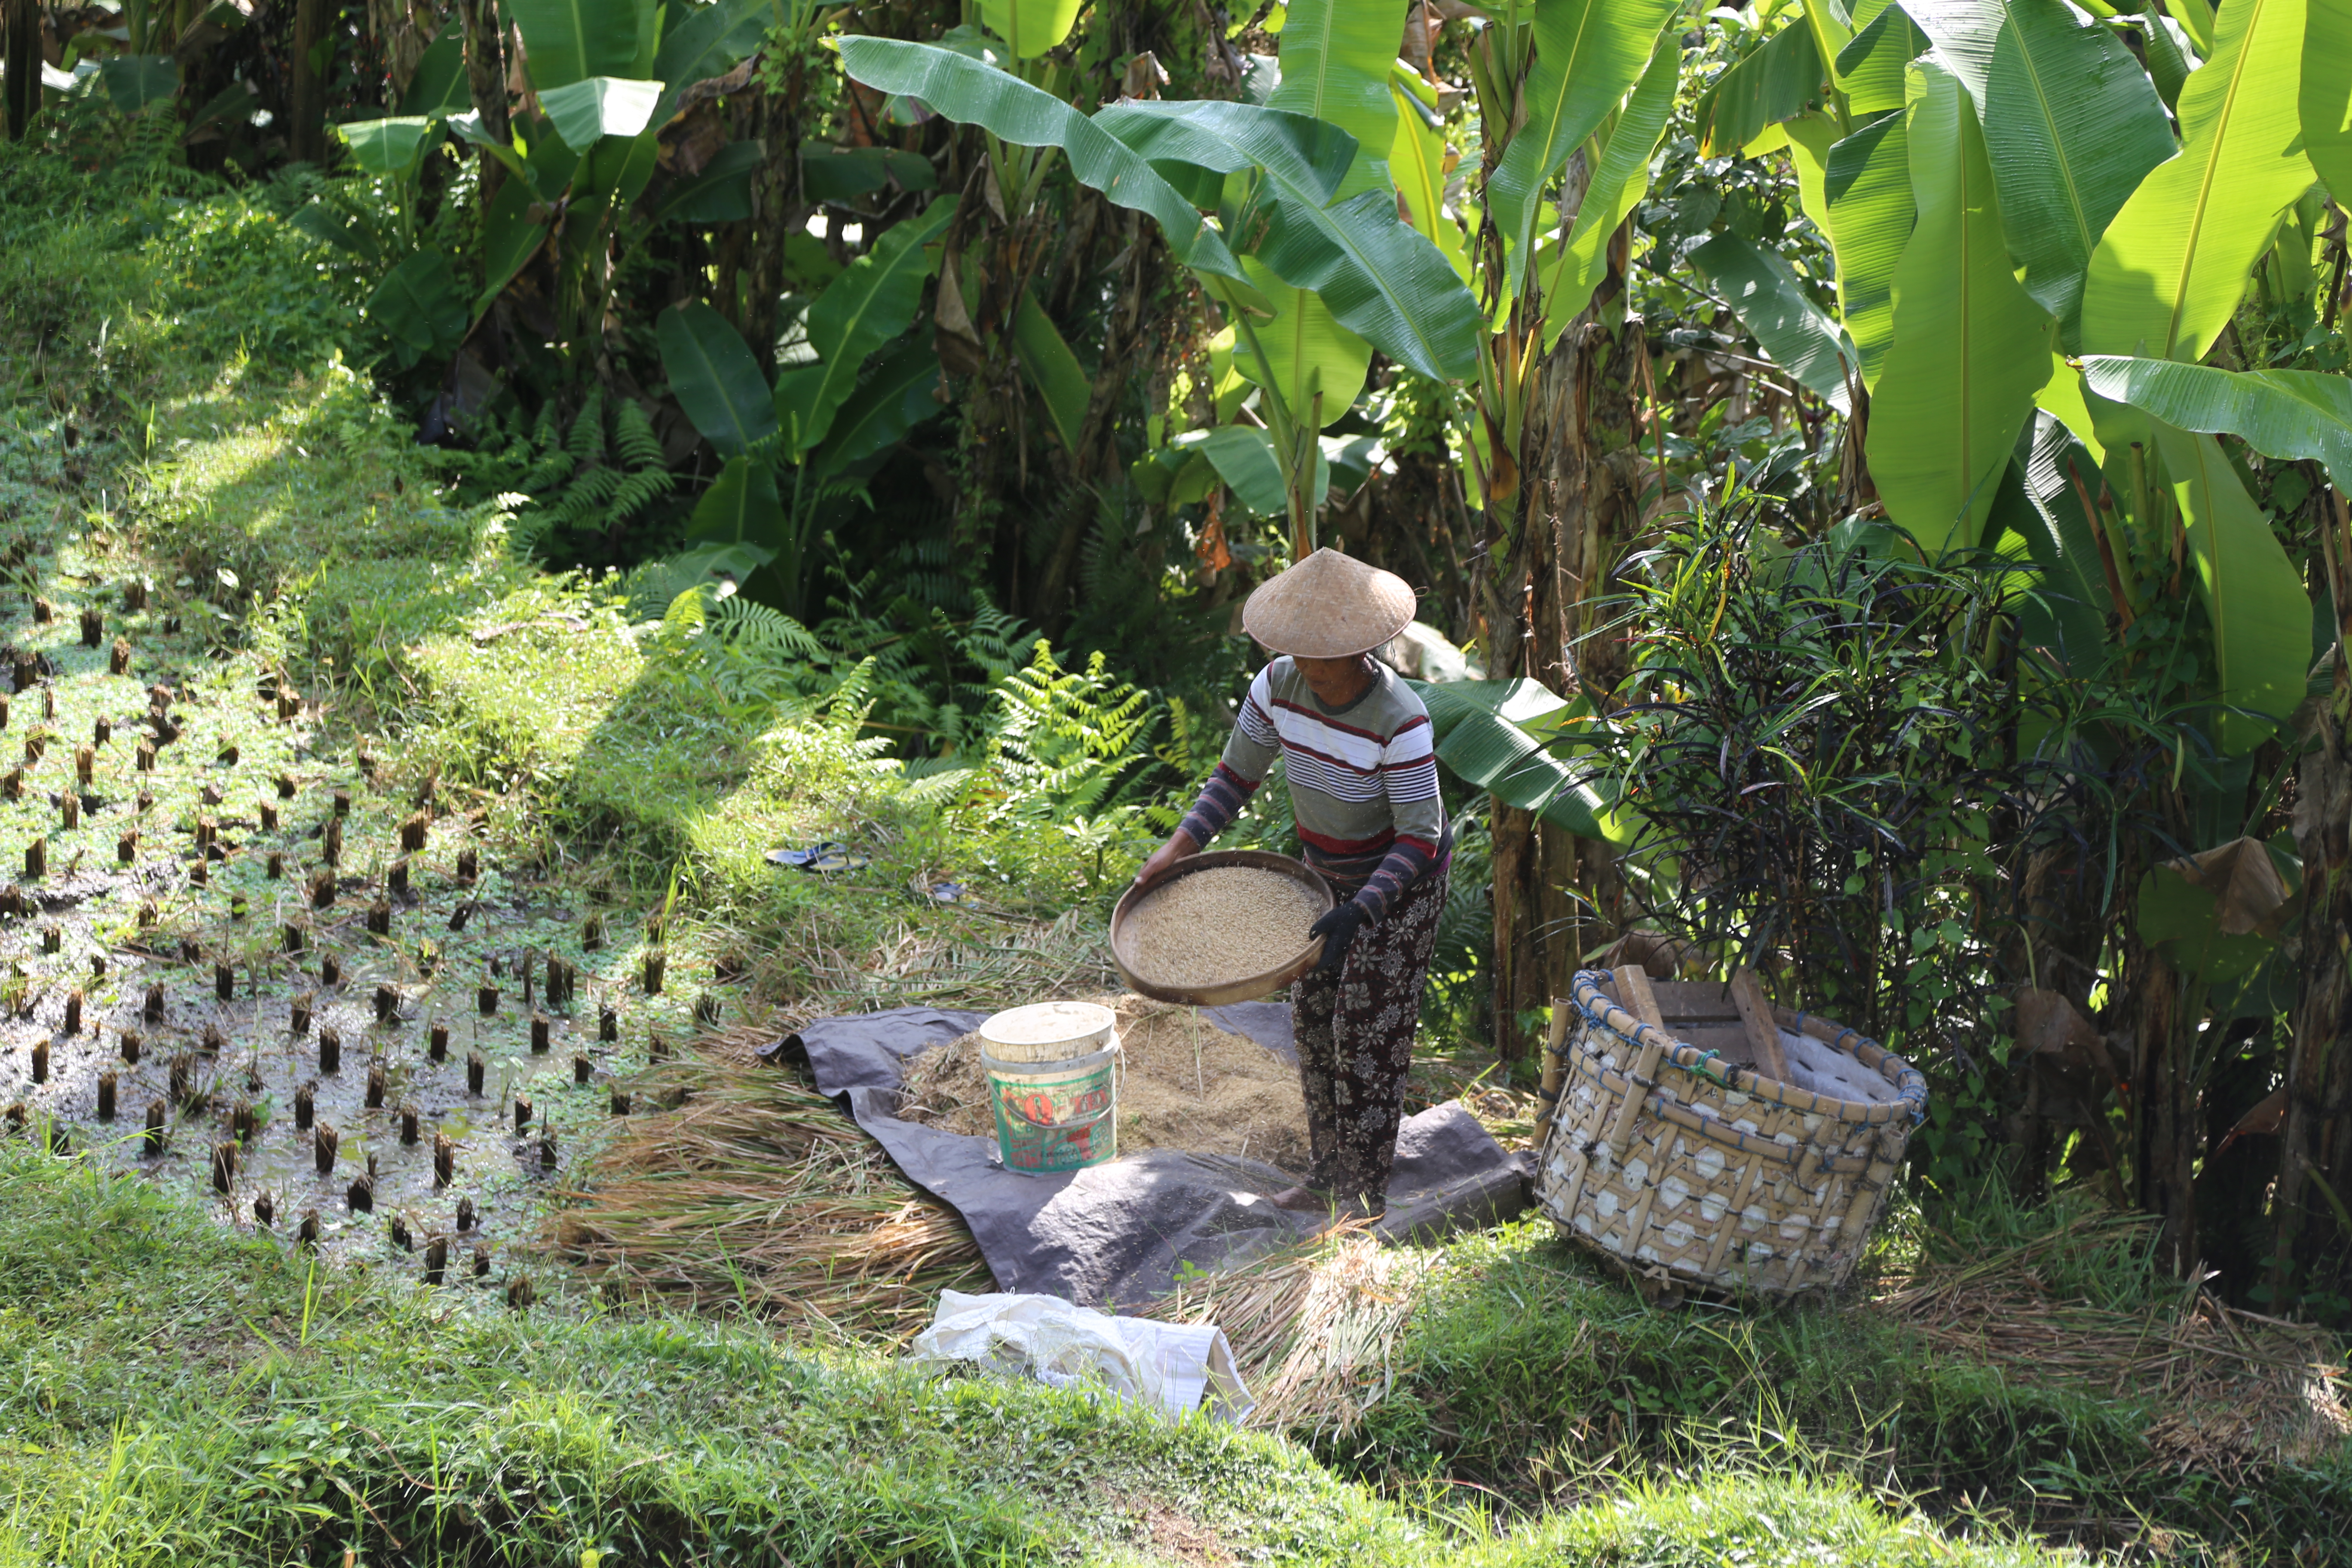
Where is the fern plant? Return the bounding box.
[936,642,1197,893]
[644,582,830,712]
[439,392,676,566]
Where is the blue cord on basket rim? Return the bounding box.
[1566,970,1928,1123]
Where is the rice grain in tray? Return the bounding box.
[1124,867,1325,989]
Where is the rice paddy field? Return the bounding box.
[0,107,2343,1568]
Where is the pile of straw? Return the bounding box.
[897,995,1312,1168]
[1140,1222,1434,1436]
[1872,1209,2350,1477]
[549,1025,990,1338]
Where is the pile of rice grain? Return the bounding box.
[1121,866,1324,989]
[897,995,1310,1170]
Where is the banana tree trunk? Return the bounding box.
[740,65,810,374]
[2127,937,2202,1275]
[1483,218,1649,1064]
[2274,500,2352,1307]
[291,0,332,166]
[3,0,36,142]
[457,0,508,196]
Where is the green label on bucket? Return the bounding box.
[986,1050,1117,1175]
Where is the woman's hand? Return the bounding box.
[1134,829,1199,886]
[1308,901,1369,973]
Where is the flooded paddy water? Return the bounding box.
[0,552,710,1292]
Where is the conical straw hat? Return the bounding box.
[1241,548,1418,658]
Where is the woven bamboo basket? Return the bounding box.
[1535,969,1928,1297]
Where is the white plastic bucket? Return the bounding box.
[978,1001,1116,1063]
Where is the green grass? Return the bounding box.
[1344,1216,2352,1562]
[0,1143,2079,1566]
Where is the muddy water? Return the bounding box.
[0,589,700,1280]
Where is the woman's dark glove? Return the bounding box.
[1308,901,1370,974]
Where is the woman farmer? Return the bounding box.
[1135,549,1450,1219]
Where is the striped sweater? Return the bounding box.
[1179,656,1450,921]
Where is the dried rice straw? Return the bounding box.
[550,1023,991,1339]
[1872,1208,2349,1478]
[1140,1220,1434,1437]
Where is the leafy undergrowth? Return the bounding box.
[0,1143,2074,1567]
[1347,1214,2352,1563]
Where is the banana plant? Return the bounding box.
[1680,0,2346,1276]
[1687,0,2334,758]
[837,25,1483,561]
[309,0,775,377]
[1460,0,1684,514]
[657,197,960,615]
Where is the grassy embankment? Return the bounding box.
[0,119,2340,1565]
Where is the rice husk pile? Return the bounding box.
[897,994,1311,1170]
[1120,866,1323,989]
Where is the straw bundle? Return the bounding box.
[550,1026,990,1338]
[1873,1209,2350,1478]
[1140,1222,1433,1437]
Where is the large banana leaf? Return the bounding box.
[1092,101,1482,381]
[2082,355,2352,489]
[2304,0,2352,200]
[2138,12,2197,111]
[538,77,662,151]
[1488,0,1683,288]
[446,110,530,185]
[505,0,654,89]
[812,336,946,478]
[977,0,1083,58]
[686,455,786,546]
[1694,20,1824,157]
[1543,40,1678,336]
[835,39,1245,286]
[1821,111,1914,390]
[401,28,470,117]
[1798,0,1859,72]
[1233,260,1374,429]
[2154,423,2313,752]
[1168,426,1298,516]
[2158,0,2214,52]
[1011,289,1090,451]
[1391,69,1470,282]
[2006,411,2113,674]
[1781,114,1840,239]
[658,301,779,458]
[2033,351,2107,461]
[1834,4,1930,115]
[1267,0,1400,199]
[366,250,469,368]
[1685,232,1856,410]
[650,0,771,122]
[1410,679,1626,842]
[774,196,958,454]
[339,116,440,175]
[1906,0,2175,334]
[98,55,179,112]
[1866,63,2053,553]
[2078,0,2317,361]
[651,140,762,224]
[475,174,546,315]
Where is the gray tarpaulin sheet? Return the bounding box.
[761,1005,1530,1310]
